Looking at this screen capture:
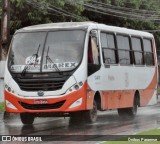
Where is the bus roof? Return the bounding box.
[18,22,96,31]
[17,22,153,38]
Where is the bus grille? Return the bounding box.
[19,100,66,110]
[15,78,66,91]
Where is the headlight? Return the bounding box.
[5,84,14,93]
[67,81,84,93]
[8,87,11,92]
[74,84,79,90]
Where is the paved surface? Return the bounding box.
[0,100,160,143]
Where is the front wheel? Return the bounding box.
[20,113,35,125]
[84,100,98,123]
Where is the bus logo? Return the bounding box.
[37,91,44,96]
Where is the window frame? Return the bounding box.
[100,31,118,65]
[116,34,132,65]
[142,37,155,66]
[131,36,144,66]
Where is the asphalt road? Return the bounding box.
[0,100,160,144]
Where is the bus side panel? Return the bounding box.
[101,90,135,110]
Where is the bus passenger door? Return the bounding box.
[87,30,101,90]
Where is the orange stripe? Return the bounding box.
[87,67,158,110]
[5,82,88,113]
[140,67,158,106]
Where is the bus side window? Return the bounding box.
[117,35,131,65]
[100,33,117,64]
[143,39,154,66]
[131,37,144,65]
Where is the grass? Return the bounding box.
[103,142,160,144]
[0,102,5,112]
[139,129,160,135]
[102,129,160,144]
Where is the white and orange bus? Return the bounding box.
[4,22,158,124]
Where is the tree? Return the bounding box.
[1,0,160,49]
[0,2,2,20]
[82,0,160,49]
[10,0,87,34]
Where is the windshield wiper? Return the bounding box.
[46,46,62,74]
[21,44,40,76]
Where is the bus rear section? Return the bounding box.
[4,22,158,125]
[87,25,158,117]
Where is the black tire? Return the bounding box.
[84,100,98,123]
[118,96,138,117]
[70,112,83,123]
[128,97,138,116]
[20,113,35,125]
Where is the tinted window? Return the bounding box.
[117,35,130,50]
[101,33,116,64]
[143,39,152,52]
[143,39,154,66]
[131,37,143,65]
[132,37,141,51]
[103,49,116,64]
[117,35,131,64]
[101,33,108,48]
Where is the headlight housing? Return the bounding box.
[67,81,84,93]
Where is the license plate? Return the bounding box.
[34,99,48,104]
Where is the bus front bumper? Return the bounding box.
[4,84,88,113]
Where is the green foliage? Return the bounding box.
[0,102,5,112]
[10,0,50,33]
[83,0,160,50]
[9,0,86,34]
[1,0,160,49]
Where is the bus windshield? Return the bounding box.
[8,30,86,73]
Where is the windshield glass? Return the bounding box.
[42,30,85,72]
[9,32,46,73]
[8,30,85,73]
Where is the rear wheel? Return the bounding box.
[20,113,35,125]
[118,96,138,117]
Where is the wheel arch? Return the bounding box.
[94,91,102,111]
[134,90,140,107]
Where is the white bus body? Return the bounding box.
[4,22,158,124]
